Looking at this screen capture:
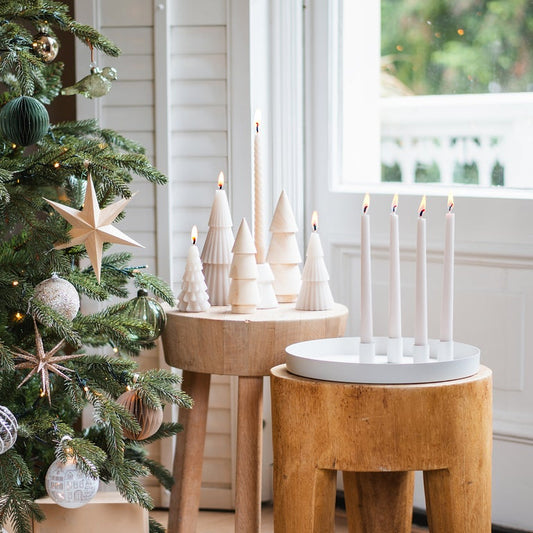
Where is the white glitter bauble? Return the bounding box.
[34,274,80,320]
[45,458,99,508]
[0,406,17,454]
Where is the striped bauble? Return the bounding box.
[0,95,49,146]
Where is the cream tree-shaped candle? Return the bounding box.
[229,218,259,314]
[201,171,234,305]
[266,190,302,303]
[295,211,334,311]
[178,226,210,313]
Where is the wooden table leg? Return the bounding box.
[343,471,414,533]
[167,370,211,533]
[424,465,491,533]
[235,376,264,533]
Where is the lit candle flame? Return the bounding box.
[191,225,198,245]
[218,171,224,189]
[311,211,318,232]
[447,192,454,212]
[254,109,261,133]
[392,194,398,213]
[362,193,370,214]
[418,195,427,217]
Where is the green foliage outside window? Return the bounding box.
[381,0,533,95]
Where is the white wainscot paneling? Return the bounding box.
[118,207,155,232]
[172,182,218,207]
[101,0,154,26]
[172,26,226,55]
[130,180,156,207]
[171,54,226,80]
[204,433,232,459]
[171,157,227,182]
[103,27,154,55]
[171,0,227,26]
[101,106,153,131]
[172,105,227,131]
[172,207,212,232]
[120,131,154,156]
[105,81,154,106]
[206,407,231,434]
[111,54,153,81]
[172,132,227,158]
[172,80,226,106]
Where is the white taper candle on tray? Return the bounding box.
[439,193,455,361]
[201,172,234,305]
[388,194,403,363]
[360,194,375,362]
[414,195,429,362]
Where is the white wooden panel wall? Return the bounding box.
[169,0,237,510]
[98,2,158,271]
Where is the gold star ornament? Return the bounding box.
[45,173,143,282]
[13,319,85,403]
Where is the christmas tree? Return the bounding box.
[0,3,191,532]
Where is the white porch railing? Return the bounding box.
[380,93,533,188]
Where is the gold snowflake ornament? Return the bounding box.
[44,173,143,282]
[13,319,84,403]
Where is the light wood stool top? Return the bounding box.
[271,364,492,533]
[162,303,348,533]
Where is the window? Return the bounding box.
[338,0,533,190]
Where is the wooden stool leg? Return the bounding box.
[235,376,264,533]
[423,465,491,533]
[343,471,414,533]
[168,371,211,533]
[273,463,336,533]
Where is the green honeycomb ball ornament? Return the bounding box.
[0,96,50,146]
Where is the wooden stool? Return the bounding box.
[270,364,492,533]
[162,303,348,533]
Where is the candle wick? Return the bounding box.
[313,224,317,232]
[363,205,368,214]
[192,238,196,245]
[392,205,397,213]
[419,208,425,217]
[255,122,259,133]
[448,203,453,212]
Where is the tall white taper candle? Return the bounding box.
[439,194,455,360]
[414,196,429,361]
[253,110,266,264]
[360,194,373,344]
[388,194,402,362]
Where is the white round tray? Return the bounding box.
[285,337,480,384]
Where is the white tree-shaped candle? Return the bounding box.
[296,211,334,311]
[201,171,234,305]
[178,226,210,312]
[266,190,302,303]
[229,218,259,314]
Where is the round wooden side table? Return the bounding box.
[161,303,348,533]
[270,364,493,533]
